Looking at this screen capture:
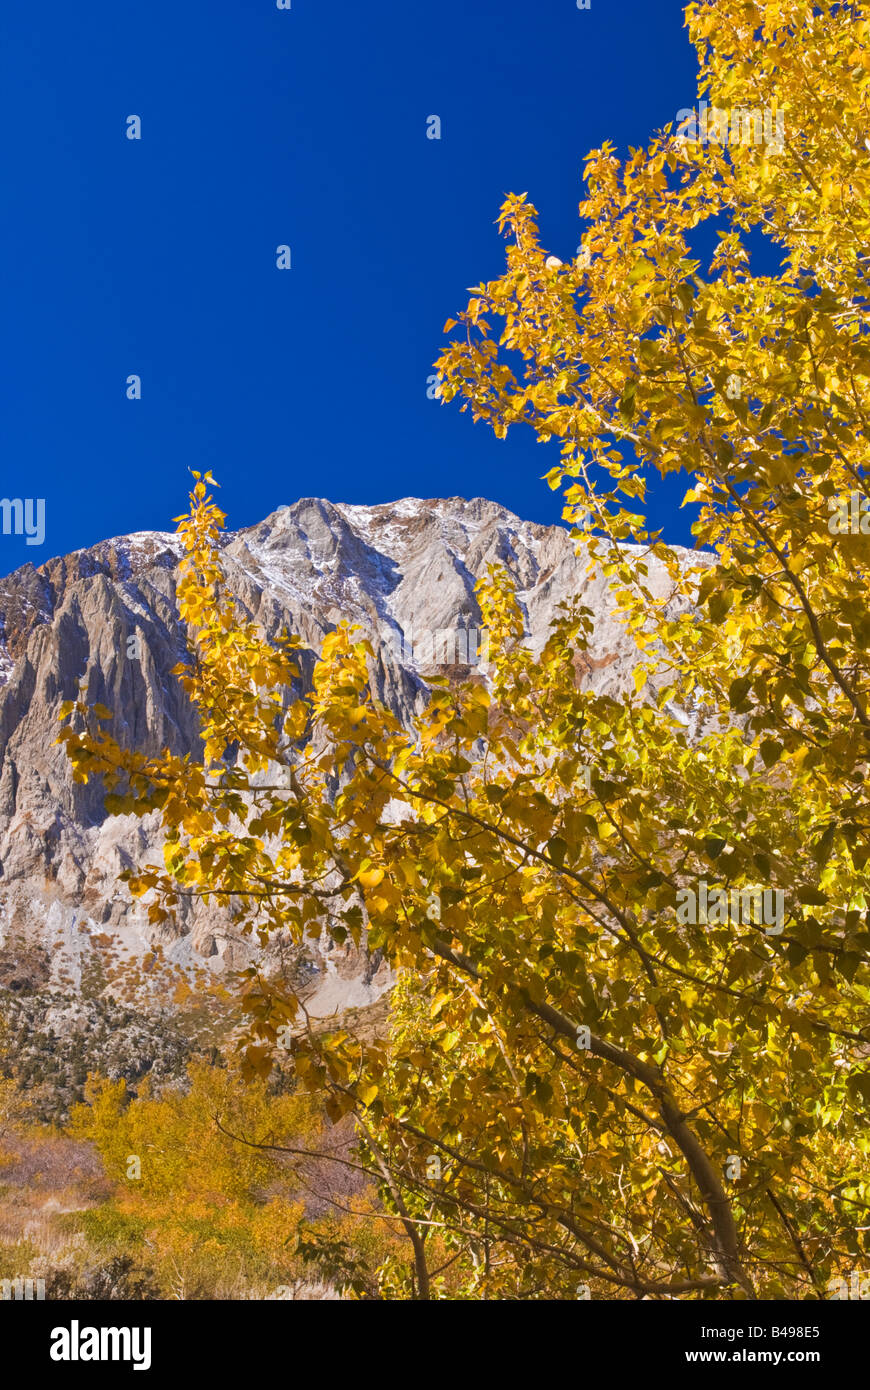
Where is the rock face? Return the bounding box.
[0,496,688,1009]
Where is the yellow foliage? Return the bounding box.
[58,2,870,1299]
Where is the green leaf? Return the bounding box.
[729,677,752,709]
[759,739,782,768]
[547,835,568,867]
[709,590,733,624]
[796,887,828,906]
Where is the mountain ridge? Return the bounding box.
[0,495,692,1013]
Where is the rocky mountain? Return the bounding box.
[0,496,691,1017]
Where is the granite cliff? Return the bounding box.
[0,496,690,1016]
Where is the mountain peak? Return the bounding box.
[0,494,687,994]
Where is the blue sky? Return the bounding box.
[0,0,703,576]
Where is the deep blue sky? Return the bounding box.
[0,0,703,576]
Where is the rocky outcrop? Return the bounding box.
[0,496,692,1008]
